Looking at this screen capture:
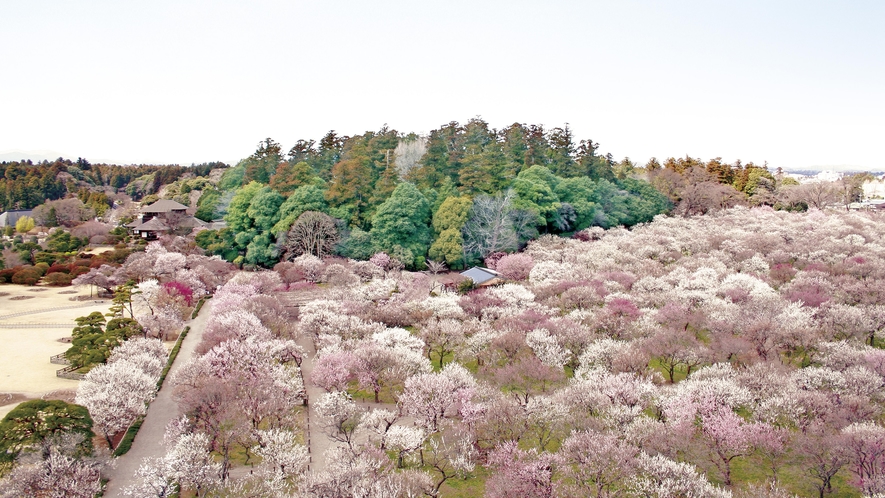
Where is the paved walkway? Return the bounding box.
[102,301,213,498]
[296,333,334,473]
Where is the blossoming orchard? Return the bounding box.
[4,206,885,497]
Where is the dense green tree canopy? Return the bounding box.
[428,228,464,269]
[270,160,322,196]
[369,183,431,269]
[272,185,329,235]
[432,196,472,234]
[511,165,561,227]
[555,177,600,231]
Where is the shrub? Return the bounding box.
[70,265,91,277]
[104,248,132,264]
[33,251,60,266]
[0,268,18,283]
[47,264,72,275]
[12,268,41,285]
[44,272,74,286]
[33,262,49,276]
[457,278,476,295]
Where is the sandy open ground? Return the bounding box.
[0,284,113,419]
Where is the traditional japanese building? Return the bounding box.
[125,199,205,239]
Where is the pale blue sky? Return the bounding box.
[1,1,882,170]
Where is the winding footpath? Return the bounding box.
[101,300,213,498]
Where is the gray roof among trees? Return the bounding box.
[139,199,188,213]
[134,217,170,231]
[460,266,501,285]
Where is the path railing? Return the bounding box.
[56,364,86,380]
[50,352,70,365]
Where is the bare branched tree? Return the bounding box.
[462,190,528,259]
[425,259,448,275]
[779,181,842,210]
[282,211,339,259]
[394,137,428,180]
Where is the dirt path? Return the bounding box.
[296,333,334,473]
[101,301,213,498]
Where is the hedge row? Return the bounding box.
[191,295,211,319]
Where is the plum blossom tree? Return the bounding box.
[75,338,166,447]
[423,430,477,496]
[629,452,731,498]
[172,335,304,478]
[399,364,475,434]
[313,391,365,451]
[419,318,466,369]
[196,309,272,355]
[351,337,431,403]
[383,425,426,468]
[311,349,361,392]
[526,328,570,369]
[799,425,849,498]
[496,253,535,281]
[487,355,565,405]
[0,433,105,498]
[123,432,221,497]
[485,440,558,498]
[252,428,309,481]
[696,402,779,486]
[558,430,638,498]
[842,422,885,494]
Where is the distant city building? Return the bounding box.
[863,177,885,200]
[848,200,885,211]
[0,210,33,228]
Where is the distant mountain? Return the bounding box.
[0,149,73,163]
[784,168,885,177]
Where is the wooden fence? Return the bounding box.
[56,364,86,381]
[50,352,70,365]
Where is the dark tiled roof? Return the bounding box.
[135,217,170,231]
[139,199,188,213]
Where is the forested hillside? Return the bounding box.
[0,158,222,211]
[5,118,870,274]
[194,120,677,269]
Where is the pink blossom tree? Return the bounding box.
[485,441,558,498]
[696,402,778,486]
[399,365,475,434]
[311,349,361,392]
[496,253,535,281]
[558,430,638,498]
[842,422,885,494]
